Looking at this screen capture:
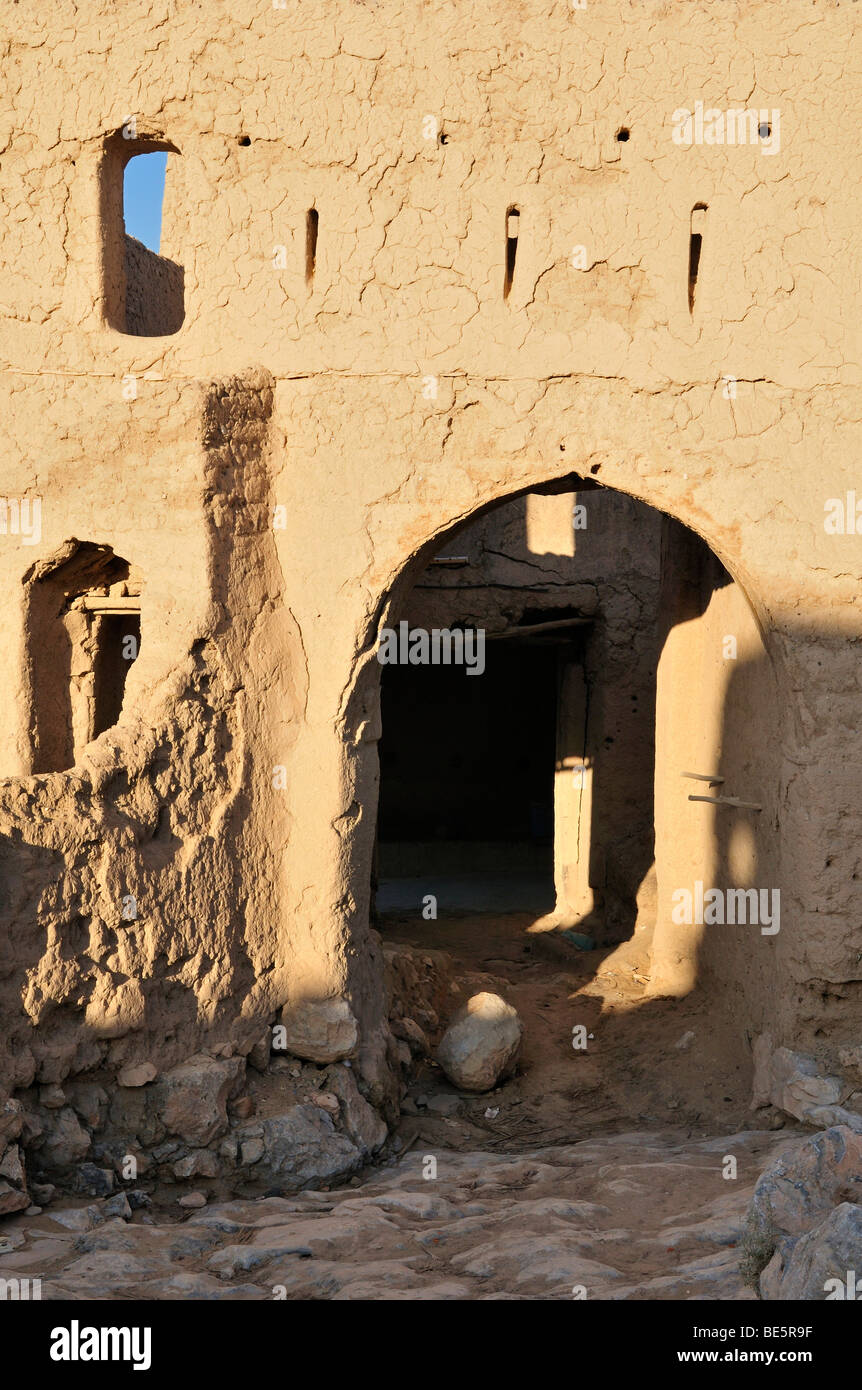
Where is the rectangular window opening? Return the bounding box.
[103,134,185,336]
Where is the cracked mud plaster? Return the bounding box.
[0,1,859,1129]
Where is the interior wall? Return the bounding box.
[91,613,140,739]
[651,518,781,1042]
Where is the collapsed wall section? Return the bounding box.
[0,372,393,1209]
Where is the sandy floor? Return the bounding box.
[384,908,762,1148]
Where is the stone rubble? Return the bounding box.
[743,1124,862,1298]
[0,944,509,1210]
[752,1037,862,1132]
[0,1128,802,1300]
[4,937,861,1300]
[436,993,523,1094]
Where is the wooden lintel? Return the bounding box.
[488,617,593,640]
[74,596,142,614]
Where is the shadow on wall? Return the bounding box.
[645,512,783,1047]
[123,236,184,337]
[697,646,782,1033]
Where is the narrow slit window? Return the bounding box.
[688,204,707,314]
[306,207,319,286]
[504,206,520,300]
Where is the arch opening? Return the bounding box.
[359,471,780,1132]
[101,133,185,337]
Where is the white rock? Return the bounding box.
[436,993,522,1093]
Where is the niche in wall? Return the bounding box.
[24,542,142,772]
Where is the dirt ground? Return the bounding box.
[0,910,801,1300]
[384,909,765,1152]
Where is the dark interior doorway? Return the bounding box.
[375,638,559,914]
[93,614,141,739]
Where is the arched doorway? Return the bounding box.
[360,469,780,1132]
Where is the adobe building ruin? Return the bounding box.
[0,0,861,1207]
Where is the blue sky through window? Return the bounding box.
[123,152,167,253]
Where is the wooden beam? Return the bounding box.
[73,596,141,614]
[688,794,762,812]
[487,617,593,640]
